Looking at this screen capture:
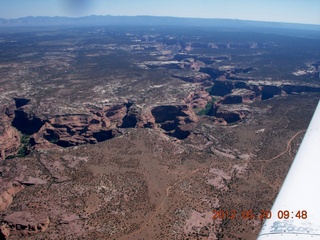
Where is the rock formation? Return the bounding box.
[151,104,197,124]
[185,90,213,109]
[29,103,129,149]
[0,211,49,238]
[221,89,256,104]
[209,80,320,101]
[0,104,21,160]
[151,104,197,137]
[214,105,249,124]
[0,181,25,212]
[171,72,211,83]
[209,80,235,96]
[2,78,320,154]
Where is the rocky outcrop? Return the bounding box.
[12,107,45,135]
[121,104,155,129]
[135,109,156,128]
[216,111,243,123]
[121,105,139,128]
[260,85,283,100]
[170,125,191,140]
[221,89,256,104]
[4,79,320,152]
[200,100,249,124]
[0,126,20,160]
[16,176,47,186]
[173,53,228,65]
[143,59,206,71]
[151,104,197,137]
[172,72,211,83]
[0,98,158,151]
[0,224,10,239]
[27,101,159,149]
[185,90,213,109]
[282,85,320,94]
[13,98,30,108]
[215,105,249,124]
[199,67,225,80]
[234,81,249,89]
[0,211,49,238]
[0,104,21,160]
[221,95,243,104]
[209,80,320,102]
[144,61,185,69]
[151,105,197,124]
[0,181,24,211]
[209,80,235,96]
[186,60,206,71]
[202,81,320,124]
[30,103,128,149]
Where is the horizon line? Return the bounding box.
[1,14,320,27]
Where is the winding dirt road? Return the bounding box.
[120,129,306,239]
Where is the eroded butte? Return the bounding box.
[0,17,320,239]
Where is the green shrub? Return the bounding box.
[197,101,213,116]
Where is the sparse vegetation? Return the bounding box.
[0,19,320,240]
[16,133,30,157]
[5,132,30,159]
[196,97,217,116]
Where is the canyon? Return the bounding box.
[0,18,320,239]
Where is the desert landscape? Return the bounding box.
[0,16,320,239]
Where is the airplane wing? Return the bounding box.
[257,100,320,239]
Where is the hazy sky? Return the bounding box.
[0,0,319,25]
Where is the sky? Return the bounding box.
[0,0,319,25]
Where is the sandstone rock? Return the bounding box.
[0,104,21,160]
[209,80,234,96]
[1,211,49,237]
[59,214,80,224]
[187,60,206,71]
[172,72,211,83]
[121,105,139,128]
[151,105,197,124]
[206,102,219,116]
[212,117,228,125]
[0,224,10,239]
[170,125,191,140]
[135,109,156,128]
[29,103,130,149]
[13,98,30,108]
[0,125,20,160]
[104,104,127,123]
[215,111,243,123]
[221,95,243,104]
[200,67,225,80]
[92,129,116,142]
[12,105,45,135]
[221,89,256,104]
[144,61,185,69]
[234,81,249,89]
[0,104,15,119]
[0,182,24,211]
[215,105,250,124]
[282,85,320,94]
[16,176,47,186]
[151,104,197,139]
[185,90,212,109]
[260,85,283,100]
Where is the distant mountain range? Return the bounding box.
[0,15,319,32]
